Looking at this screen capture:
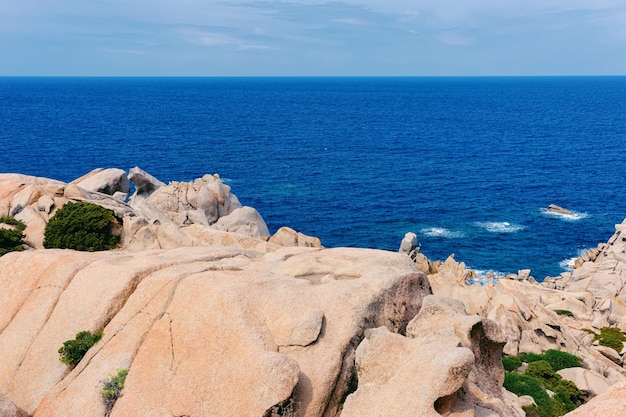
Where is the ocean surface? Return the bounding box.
[2,76,626,280]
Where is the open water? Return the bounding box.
[2,76,626,280]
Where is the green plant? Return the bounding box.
[58,329,103,368]
[502,355,522,372]
[519,349,582,371]
[43,201,121,251]
[593,327,626,352]
[102,368,128,416]
[504,372,553,417]
[0,216,26,256]
[554,310,573,317]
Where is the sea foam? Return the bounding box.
[420,227,465,238]
[474,221,525,233]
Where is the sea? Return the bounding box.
[1,76,626,280]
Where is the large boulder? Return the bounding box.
[562,381,626,417]
[0,246,432,417]
[71,168,130,198]
[212,206,270,238]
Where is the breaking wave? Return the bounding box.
[420,227,465,239]
[474,221,525,233]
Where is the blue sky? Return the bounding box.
[2,0,626,76]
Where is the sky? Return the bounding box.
[1,0,626,76]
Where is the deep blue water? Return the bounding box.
[2,76,626,280]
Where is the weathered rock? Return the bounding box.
[593,345,623,365]
[72,168,130,197]
[547,204,575,216]
[343,295,518,417]
[0,246,432,417]
[0,393,28,417]
[562,381,626,417]
[128,166,165,198]
[212,206,270,238]
[341,326,475,417]
[269,226,322,248]
[557,367,611,396]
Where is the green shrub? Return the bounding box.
[593,327,626,352]
[502,355,522,372]
[520,349,582,371]
[554,310,573,317]
[43,202,120,251]
[0,216,26,256]
[58,329,103,368]
[102,368,128,416]
[504,372,553,417]
[526,360,560,386]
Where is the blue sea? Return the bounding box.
[2,76,626,280]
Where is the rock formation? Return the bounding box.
[3,168,626,416]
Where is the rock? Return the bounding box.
[518,395,536,407]
[0,246,431,417]
[398,232,419,258]
[0,393,28,417]
[212,206,270,238]
[341,326,475,417]
[128,166,165,198]
[547,204,575,216]
[37,195,55,214]
[562,381,626,417]
[593,345,623,365]
[269,226,322,248]
[557,367,611,396]
[143,175,242,227]
[72,168,130,197]
[343,295,517,417]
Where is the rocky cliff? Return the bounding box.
[1,168,625,416]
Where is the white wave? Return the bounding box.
[559,248,588,271]
[474,221,525,233]
[420,227,465,238]
[540,207,588,221]
[466,270,504,285]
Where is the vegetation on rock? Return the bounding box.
[589,327,626,352]
[58,329,103,368]
[43,202,121,251]
[503,350,583,417]
[0,216,26,256]
[553,309,573,317]
[102,368,128,416]
[518,349,582,371]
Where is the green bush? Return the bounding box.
[43,202,120,251]
[102,368,128,416]
[526,360,560,386]
[0,216,26,256]
[504,372,553,417]
[554,310,573,317]
[502,355,522,372]
[519,349,582,371]
[594,327,626,352]
[58,329,103,368]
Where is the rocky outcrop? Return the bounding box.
[71,168,130,199]
[342,295,522,417]
[562,381,626,417]
[546,204,576,217]
[0,246,435,417]
[0,169,275,250]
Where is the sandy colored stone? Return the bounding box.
[72,168,130,197]
[557,367,611,396]
[0,245,434,417]
[562,381,626,417]
[269,226,323,248]
[212,206,270,238]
